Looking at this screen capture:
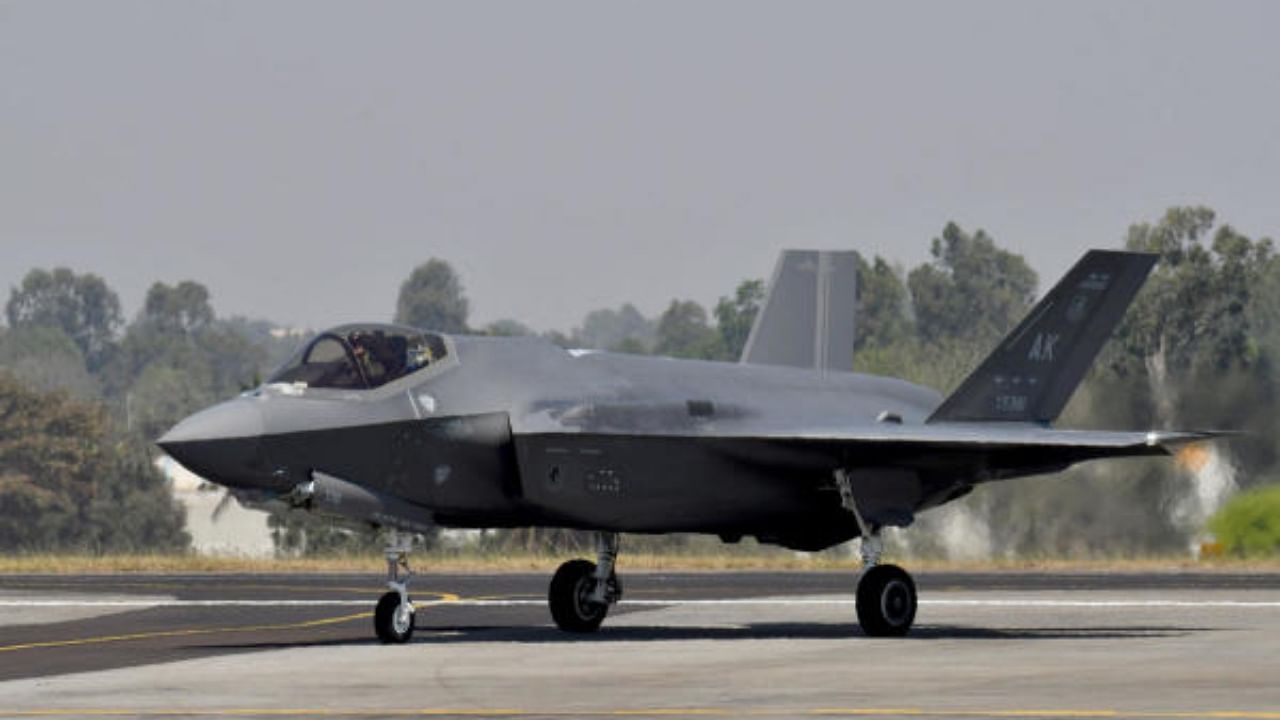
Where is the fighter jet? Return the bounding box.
[158,249,1219,642]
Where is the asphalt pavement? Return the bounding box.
[1,571,1278,718]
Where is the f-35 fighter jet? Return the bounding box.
[159,249,1219,641]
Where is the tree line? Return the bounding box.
[2,205,1276,556]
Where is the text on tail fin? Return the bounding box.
[927,249,1157,425]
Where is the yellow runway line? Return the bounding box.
[0,611,371,654]
[1,709,1279,718]
[0,579,462,601]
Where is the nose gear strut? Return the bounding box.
[373,529,416,643]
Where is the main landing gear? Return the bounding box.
[548,532,622,632]
[836,469,918,637]
[374,530,415,643]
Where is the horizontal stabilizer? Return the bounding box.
[928,250,1157,425]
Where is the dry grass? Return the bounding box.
[1,551,1277,575]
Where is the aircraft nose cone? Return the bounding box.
[158,399,264,446]
[157,400,267,488]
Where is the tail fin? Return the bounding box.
[927,250,1157,425]
[740,250,857,372]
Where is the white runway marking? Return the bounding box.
[2,598,1280,608]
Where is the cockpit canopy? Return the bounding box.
[267,324,448,390]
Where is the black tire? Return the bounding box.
[856,564,917,637]
[548,559,613,633]
[374,590,415,644]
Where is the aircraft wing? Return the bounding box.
[517,421,1227,485]
[734,423,1221,475]
[511,420,1230,539]
[699,422,1221,450]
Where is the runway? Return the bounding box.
[0,571,1278,718]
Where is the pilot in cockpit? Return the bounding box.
[347,331,378,381]
[349,330,416,385]
[405,341,432,373]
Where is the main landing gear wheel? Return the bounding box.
[549,559,612,632]
[834,468,917,638]
[375,589,415,643]
[856,563,917,637]
[548,532,623,633]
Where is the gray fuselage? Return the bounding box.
[163,332,947,551]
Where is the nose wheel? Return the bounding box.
[375,589,415,643]
[373,531,415,643]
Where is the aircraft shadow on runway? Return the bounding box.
[201,622,1215,651]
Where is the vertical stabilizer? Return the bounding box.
[740,250,857,373]
[927,250,1157,425]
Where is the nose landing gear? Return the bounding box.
[374,531,415,643]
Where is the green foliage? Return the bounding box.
[84,442,191,552]
[394,259,470,333]
[1100,207,1279,475]
[1114,207,1274,384]
[541,330,575,349]
[73,277,268,436]
[0,373,188,552]
[855,256,912,351]
[853,231,1027,395]
[5,267,123,370]
[712,279,764,361]
[653,299,722,359]
[105,312,266,438]
[0,272,276,553]
[140,281,215,335]
[917,208,1279,558]
[610,337,649,355]
[1207,484,1280,557]
[575,304,653,351]
[484,319,536,337]
[0,375,97,549]
[854,336,989,395]
[129,363,217,442]
[0,325,99,398]
[908,222,1037,347]
[216,317,306,380]
[193,321,267,397]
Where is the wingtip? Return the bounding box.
[1145,429,1241,449]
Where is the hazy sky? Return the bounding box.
[3,1,1279,333]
